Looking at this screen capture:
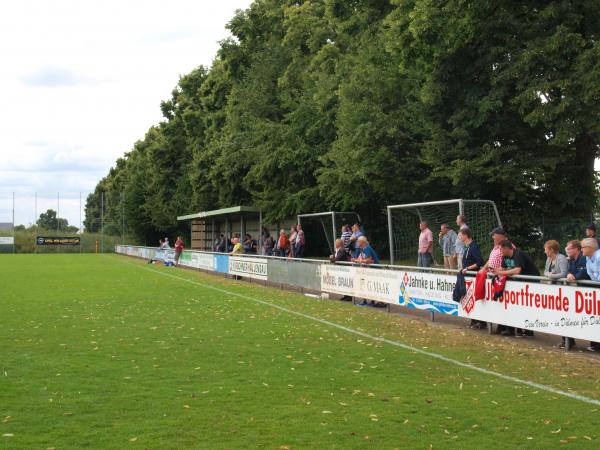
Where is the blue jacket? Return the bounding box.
[462,241,484,270]
[569,253,590,280]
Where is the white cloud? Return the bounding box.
[21,66,91,87]
[0,0,253,226]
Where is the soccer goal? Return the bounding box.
[387,199,502,266]
[297,211,362,256]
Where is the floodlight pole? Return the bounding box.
[12,191,15,254]
[80,192,83,253]
[34,192,37,255]
[57,192,60,233]
[387,206,394,265]
[121,191,124,245]
[100,191,104,254]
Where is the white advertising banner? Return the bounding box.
[320,264,401,304]
[321,264,355,297]
[229,256,268,280]
[0,237,14,245]
[460,278,600,341]
[355,266,402,303]
[398,270,459,316]
[179,251,215,271]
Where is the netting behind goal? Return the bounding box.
[388,200,501,266]
[298,212,361,256]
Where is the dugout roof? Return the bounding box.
[177,205,262,221]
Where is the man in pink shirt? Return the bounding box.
[481,227,507,271]
[417,222,434,267]
[475,227,508,331]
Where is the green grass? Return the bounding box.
[1,254,599,449]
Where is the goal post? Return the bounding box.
[297,211,362,256]
[387,199,502,266]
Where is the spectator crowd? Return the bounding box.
[162,214,600,353]
[417,218,600,351]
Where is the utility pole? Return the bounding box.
[100,191,104,253]
[12,192,15,254]
[79,192,82,254]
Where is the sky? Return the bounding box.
[0,0,253,228]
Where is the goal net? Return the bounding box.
[297,211,362,256]
[387,199,502,266]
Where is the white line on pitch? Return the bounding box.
[118,256,600,407]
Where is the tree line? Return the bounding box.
[85,0,600,255]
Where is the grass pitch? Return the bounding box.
[1,254,599,449]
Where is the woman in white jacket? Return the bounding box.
[543,240,568,280]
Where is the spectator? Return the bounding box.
[149,239,165,264]
[262,230,274,256]
[352,236,380,265]
[543,240,568,280]
[459,228,484,274]
[581,238,600,352]
[349,223,364,258]
[352,236,383,307]
[481,227,507,272]
[491,240,539,337]
[330,238,350,263]
[585,224,600,248]
[229,237,243,255]
[163,237,171,249]
[275,229,290,257]
[294,223,306,258]
[216,233,227,253]
[243,234,257,254]
[330,238,352,301]
[417,222,433,268]
[455,215,469,268]
[566,240,589,282]
[458,228,485,329]
[439,223,458,269]
[559,240,589,349]
[340,225,352,250]
[174,236,184,266]
[289,226,298,258]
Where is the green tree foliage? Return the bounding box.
[88,0,600,254]
[37,209,78,233]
